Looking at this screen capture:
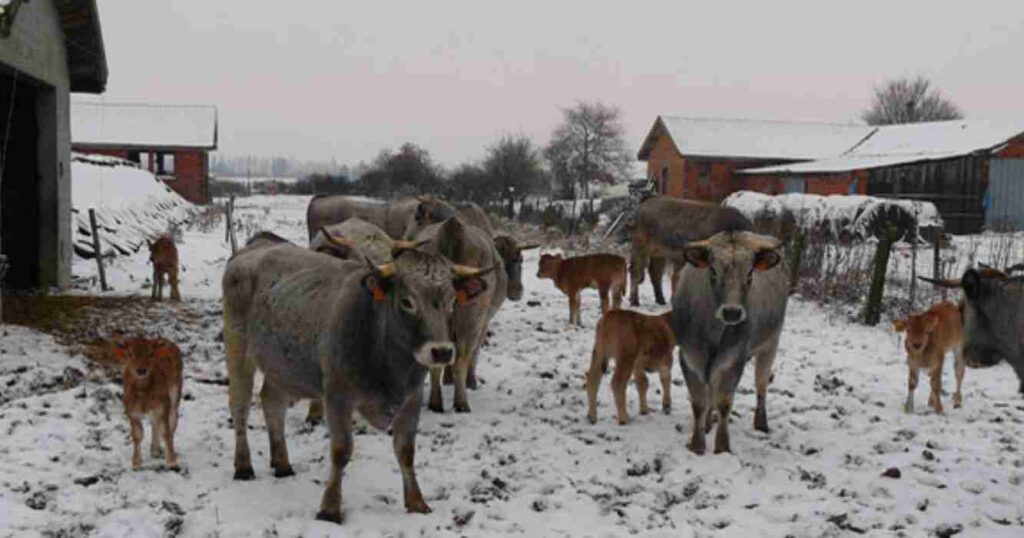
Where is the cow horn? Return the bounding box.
[320,227,356,250]
[376,262,396,278]
[391,239,428,257]
[917,276,961,288]
[451,264,496,279]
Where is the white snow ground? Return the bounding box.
[3,195,1023,537]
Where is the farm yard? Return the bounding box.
[1,195,1022,537]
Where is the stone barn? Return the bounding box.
[0,0,107,315]
[71,102,218,204]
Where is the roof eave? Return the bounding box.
[72,142,218,152]
[59,0,108,93]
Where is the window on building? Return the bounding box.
[128,151,141,165]
[661,164,670,194]
[156,152,175,176]
[698,162,711,188]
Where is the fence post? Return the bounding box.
[863,224,898,325]
[227,195,238,255]
[788,229,806,293]
[909,220,918,313]
[88,208,109,291]
[932,230,945,301]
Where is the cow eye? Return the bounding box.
[401,296,416,312]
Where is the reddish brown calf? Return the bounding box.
[117,337,184,470]
[537,253,627,326]
[148,235,181,301]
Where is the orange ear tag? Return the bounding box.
[372,286,387,302]
[456,290,470,305]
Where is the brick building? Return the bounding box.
[71,102,218,204]
[638,115,1024,233]
[1,0,107,309]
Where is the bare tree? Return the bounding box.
[544,101,632,210]
[483,134,545,217]
[861,76,964,125]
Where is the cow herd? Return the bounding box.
[116,193,1024,525]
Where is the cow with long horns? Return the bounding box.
[222,235,490,523]
[920,265,1024,396]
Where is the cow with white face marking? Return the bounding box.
[222,238,490,523]
[669,231,789,455]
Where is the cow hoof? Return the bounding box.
[427,403,445,414]
[454,403,471,413]
[713,445,731,455]
[233,467,255,481]
[629,299,640,307]
[587,414,597,424]
[167,463,181,473]
[655,298,666,306]
[315,510,344,524]
[273,466,295,478]
[688,442,705,455]
[754,422,769,434]
[466,376,479,390]
[663,406,672,415]
[405,497,432,514]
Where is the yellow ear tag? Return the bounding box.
[456,290,470,305]
[372,286,387,302]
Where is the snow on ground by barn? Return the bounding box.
[71,153,194,259]
[3,195,1024,537]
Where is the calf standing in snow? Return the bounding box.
[586,309,676,425]
[148,235,181,301]
[893,301,965,413]
[116,336,184,470]
[537,253,627,326]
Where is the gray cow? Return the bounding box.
[310,217,407,265]
[306,194,456,240]
[455,201,538,302]
[415,216,508,412]
[630,196,752,307]
[670,231,789,454]
[222,238,489,522]
[922,268,1024,395]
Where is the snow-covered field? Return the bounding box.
[3,195,1023,537]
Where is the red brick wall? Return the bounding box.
[73,146,210,204]
[995,138,1024,158]
[740,170,868,196]
[645,134,686,198]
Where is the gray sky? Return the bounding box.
[79,0,1024,166]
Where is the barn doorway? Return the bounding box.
[0,69,41,290]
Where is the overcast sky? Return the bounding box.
[77,0,1024,166]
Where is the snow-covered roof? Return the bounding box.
[637,116,873,161]
[71,102,218,149]
[742,119,1024,175]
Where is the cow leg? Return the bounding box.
[659,365,672,414]
[225,327,257,480]
[465,352,479,390]
[670,264,681,297]
[633,355,650,416]
[160,406,180,470]
[628,251,648,307]
[611,280,625,310]
[905,367,918,413]
[585,347,606,424]
[753,349,777,433]
[306,398,324,425]
[928,364,944,414]
[452,343,474,413]
[953,349,965,409]
[679,361,708,455]
[1008,357,1024,395]
[317,394,354,524]
[150,416,163,458]
[427,368,445,413]
[130,416,144,470]
[169,269,182,301]
[260,380,295,477]
[569,292,582,327]
[712,367,745,455]
[442,365,455,385]
[611,359,631,425]
[648,256,667,306]
[151,266,159,300]
[392,389,431,514]
[598,283,611,315]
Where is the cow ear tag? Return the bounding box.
[372,285,387,302]
[456,290,470,305]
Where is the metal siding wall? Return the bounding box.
[987,158,1024,231]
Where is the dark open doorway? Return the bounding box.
[1,69,41,290]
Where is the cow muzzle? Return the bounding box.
[415,342,456,368]
[716,305,747,325]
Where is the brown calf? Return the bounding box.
[893,301,965,414]
[537,253,627,326]
[586,310,675,424]
[148,235,181,301]
[116,337,184,470]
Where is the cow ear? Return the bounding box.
[316,244,352,259]
[364,273,393,303]
[453,275,489,305]
[415,203,427,223]
[112,342,128,360]
[892,319,906,333]
[153,344,177,361]
[961,269,982,299]
[753,249,782,272]
[924,313,939,331]
[683,246,711,268]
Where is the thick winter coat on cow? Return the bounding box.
[630,196,751,307]
[222,239,489,523]
[455,201,538,301]
[670,231,789,455]
[414,216,507,413]
[306,194,456,240]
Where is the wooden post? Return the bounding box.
[224,197,231,242]
[788,228,806,293]
[909,222,918,313]
[933,230,944,301]
[863,224,898,326]
[227,195,238,255]
[88,208,109,291]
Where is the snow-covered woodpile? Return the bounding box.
[71,153,195,258]
[723,190,944,242]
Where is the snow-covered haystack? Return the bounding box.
[724,190,943,242]
[71,153,194,258]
